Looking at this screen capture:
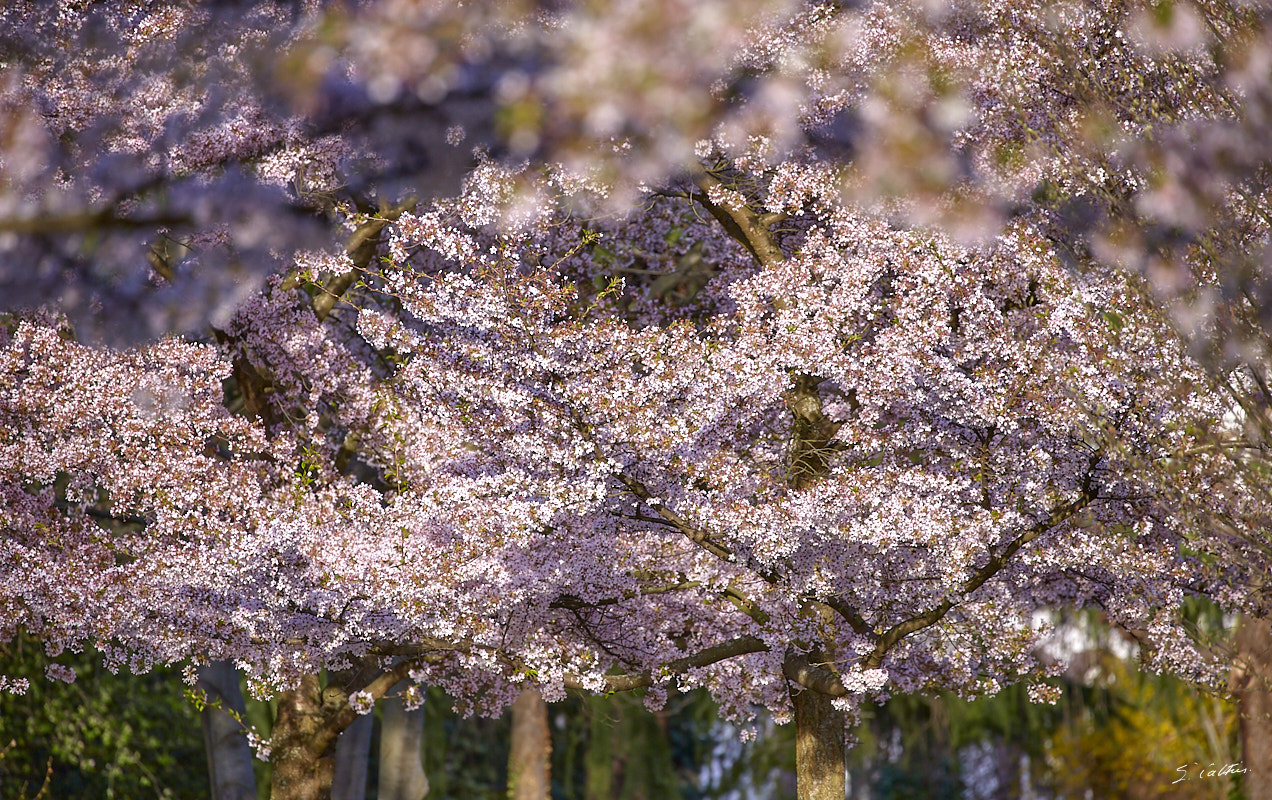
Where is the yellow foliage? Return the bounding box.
[1043,658,1238,800]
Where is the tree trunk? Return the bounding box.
[508,688,551,800]
[584,696,615,800]
[270,674,340,800]
[792,686,846,800]
[1233,615,1272,799]
[378,682,429,800]
[785,373,847,800]
[331,712,373,800]
[199,660,258,800]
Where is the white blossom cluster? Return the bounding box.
[0,0,1267,765]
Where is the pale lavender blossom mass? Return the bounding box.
[1,0,1270,793]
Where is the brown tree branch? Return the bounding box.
[326,658,422,734]
[861,488,1097,669]
[691,171,786,268]
[615,472,736,562]
[561,635,768,692]
[557,635,858,697]
[0,210,191,235]
[311,195,418,322]
[782,652,849,697]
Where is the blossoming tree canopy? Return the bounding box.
[2,168,1234,700]
[1,0,1266,797]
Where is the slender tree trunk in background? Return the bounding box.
[199,660,258,800]
[270,674,339,800]
[331,712,373,800]
[584,696,616,800]
[792,685,847,800]
[848,756,872,800]
[994,741,1021,800]
[508,688,551,800]
[1232,615,1272,799]
[378,682,429,800]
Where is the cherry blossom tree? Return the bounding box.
[3,2,1270,800]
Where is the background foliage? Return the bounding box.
[0,634,206,800]
[0,625,1244,799]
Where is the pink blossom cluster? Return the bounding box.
[0,0,1267,738]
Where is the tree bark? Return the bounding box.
[378,682,429,800]
[270,675,340,800]
[331,712,373,800]
[584,696,615,800]
[791,685,847,800]
[1232,615,1272,799]
[508,688,551,800]
[199,660,258,800]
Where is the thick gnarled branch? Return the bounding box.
[691,170,786,268]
